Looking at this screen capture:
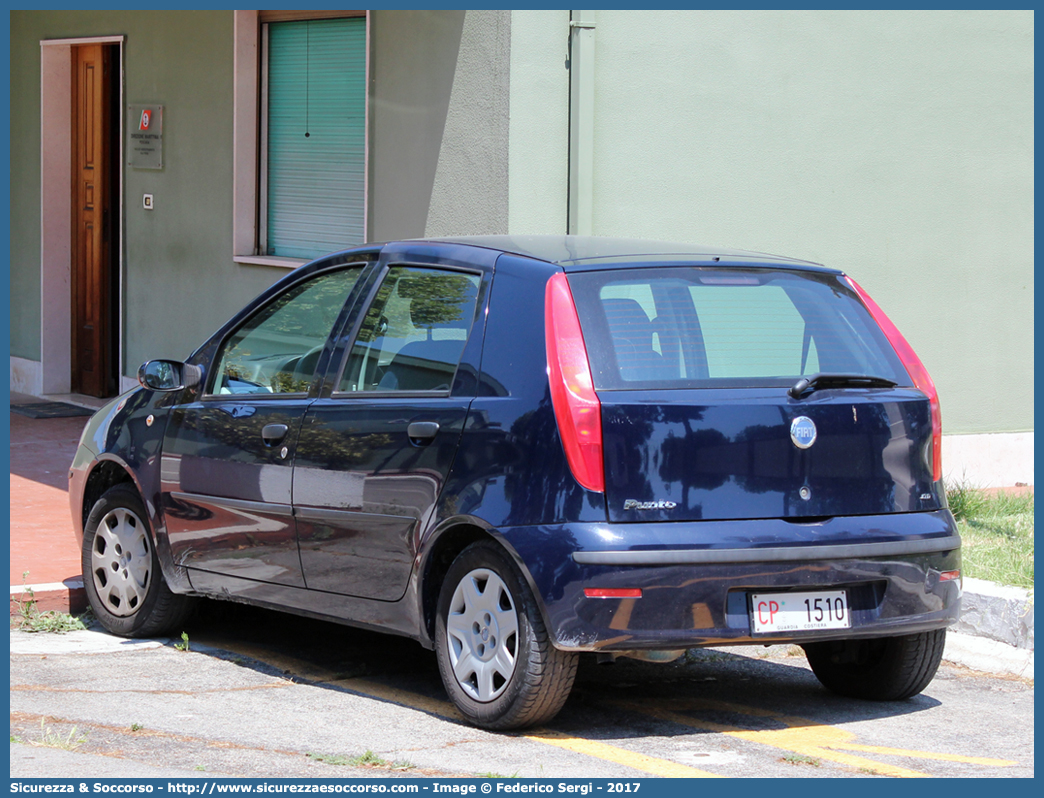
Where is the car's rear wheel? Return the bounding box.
[803,629,947,700]
[82,484,194,638]
[434,541,578,729]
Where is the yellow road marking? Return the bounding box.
[613,700,928,778]
[524,729,722,778]
[826,743,1016,767]
[609,695,1016,777]
[331,677,466,722]
[680,697,1016,768]
[338,678,719,777]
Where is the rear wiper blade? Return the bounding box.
[788,372,897,399]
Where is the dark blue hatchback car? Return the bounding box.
[70,236,961,729]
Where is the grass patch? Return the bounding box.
[307,751,414,771]
[174,632,191,652]
[35,719,88,751]
[307,752,354,767]
[781,754,820,767]
[946,482,991,521]
[11,574,90,634]
[947,485,1034,589]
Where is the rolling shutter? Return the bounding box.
[264,18,365,259]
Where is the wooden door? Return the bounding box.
[71,44,116,397]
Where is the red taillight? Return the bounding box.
[939,570,961,583]
[545,271,604,493]
[584,588,642,599]
[846,276,942,482]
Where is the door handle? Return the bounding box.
[261,423,289,447]
[407,421,440,446]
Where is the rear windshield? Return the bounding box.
[567,267,910,390]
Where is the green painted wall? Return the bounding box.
[423,9,510,237]
[369,9,510,242]
[9,13,44,361]
[10,11,287,376]
[368,10,465,243]
[119,11,282,371]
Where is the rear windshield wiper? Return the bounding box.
[788,372,897,399]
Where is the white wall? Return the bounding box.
[510,10,1032,438]
[944,432,1034,490]
[507,10,570,235]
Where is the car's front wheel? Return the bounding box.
[82,483,194,638]
[434,541,578,729]
[803,629,947,700]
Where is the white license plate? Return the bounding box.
[750,590,850,634]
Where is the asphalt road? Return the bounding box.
[10,601,1034,779]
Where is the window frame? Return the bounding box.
[232,10,369,271]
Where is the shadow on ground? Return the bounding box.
[177,598,941,738]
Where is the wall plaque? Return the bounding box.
[128,104,163,169]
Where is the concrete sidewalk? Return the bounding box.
[7,391,1033,679]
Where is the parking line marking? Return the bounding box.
[672,698,1016,768]
[333,678,466,722]
[220,641,1007,777]
[825,743,1016,767]
[338,678,720,777]
[609,698,930,778]
[524,729,722,778]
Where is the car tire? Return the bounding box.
[803,629,947,701]
[435,541,578,730]
[82,483,195,638]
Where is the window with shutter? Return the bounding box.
[260,17,366,260]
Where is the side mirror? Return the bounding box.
[138,360,203,392]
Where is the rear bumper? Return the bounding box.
[500,510,961,651]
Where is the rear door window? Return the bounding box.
[338,266,482,393]
[568,267,909,390]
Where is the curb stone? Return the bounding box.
[953,577,1034,650]
[9,577,87,616]
[942,631,1034,680]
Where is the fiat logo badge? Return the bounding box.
[790,416,817,449]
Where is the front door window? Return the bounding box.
[212,267,362,395]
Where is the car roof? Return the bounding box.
[415,235,836,273]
